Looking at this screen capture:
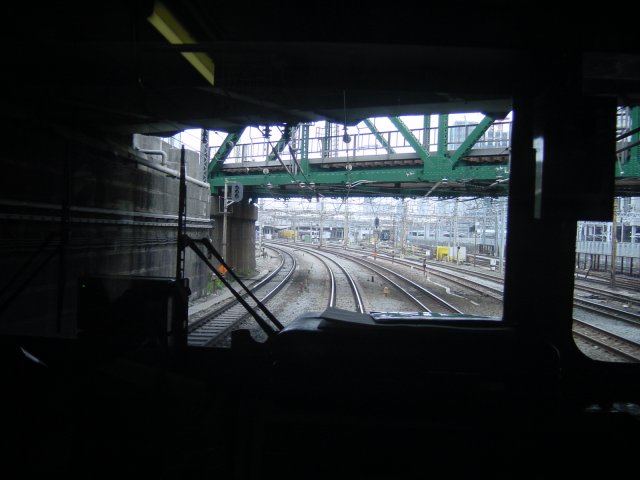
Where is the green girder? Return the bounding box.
[449,116,495,168]
[208,128,245,176]
[364,119,396,154]
[389,115,483,179]
[437,114,449,157]
[210,164,507,190]
[422,115,431,149]
[209,115,509,198]
[615,106,640,178]
[267,124,298,162]
[208,111,639,200]
[389,116,429,161]
[633,106,640,165]
[300,123,310,172]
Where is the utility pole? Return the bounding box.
[447,215,452,248]
[374,215,379,257]
[611,197,618,288]
[258,198,263,250]
[499,198,506,274]
[319,200,324,247]
[494,198,499,258]
[482,198,488,248]
[474,232,478,268]
[222,179,229,261]
[453,198,459,263]
[392,215,396,251]
[400,200,408,256]
[221,179,242,263]
[343,201,350,248]
[293,215,298,243]
[473,202,478,267]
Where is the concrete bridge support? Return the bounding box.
[210,199,257,276]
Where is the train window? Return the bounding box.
[572,197,640,363]
[258,194,507,328]
[571,105,640,362]
[228,113,513,346]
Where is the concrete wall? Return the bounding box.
[0,126,211,338]
[133,134,203,181]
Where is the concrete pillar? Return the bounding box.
[210,198,258,275]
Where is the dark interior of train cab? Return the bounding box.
[1,2,640,478]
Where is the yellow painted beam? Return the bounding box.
[147,1,215,85]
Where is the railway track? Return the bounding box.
[574,282,640,310]
[286,245,364,313]
[283,243,462,314]
[577,271,640,291]
[573,320,640,362]
[344,245,639,319]
[326,244,504,300]
[213,241,638,362]
[187,246,296,347]
[573,298,640,326]
[304,242,640,362]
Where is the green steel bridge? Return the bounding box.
[207,109,640,201]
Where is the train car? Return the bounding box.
[406,228,498,258]
[278,229,296,240]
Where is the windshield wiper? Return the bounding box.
[183,235,283,339]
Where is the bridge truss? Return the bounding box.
[206,109,640,201]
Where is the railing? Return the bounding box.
[222,121,513,164]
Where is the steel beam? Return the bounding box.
[449,115,495,168]
[389,117,429,161]
[211,163,507,188]
[200,129,209,183]
[389,115,465,181]
[364,119,396,154]
[268,124,299,162]
[300,123,310,172]
[615,107,640,178]
[205,111,638,198]
[437,114,449,158]
[208,128,245,176]
[422,115,431,149]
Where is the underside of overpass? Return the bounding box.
[4,2,639,148]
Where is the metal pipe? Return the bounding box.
[135,146,167,165]
[132,152,210,189]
